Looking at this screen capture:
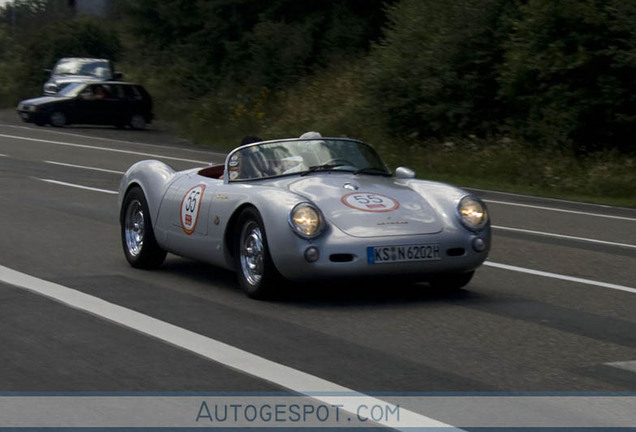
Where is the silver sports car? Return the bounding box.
[119,135,491,298]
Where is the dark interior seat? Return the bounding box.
[198,164,224,179]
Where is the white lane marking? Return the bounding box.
[0,265,455,430]
[36,178,118,195]
[466,187,621,210]
[0,133,210,164]
[0,153,7,157]
[0,124,224,158]
[44,160,125,175]
[485,199,636,222]
[493,225,636,250]
[485,261,636,295]
[606,360,636,373]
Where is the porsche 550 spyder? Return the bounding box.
[118,136,490,298]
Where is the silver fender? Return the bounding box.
[118,160,177,225]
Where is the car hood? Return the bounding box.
[19,96,68,106]
[52,75,103,84]
[287,174,444,237]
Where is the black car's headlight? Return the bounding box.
[289,203,324,239]
[457,196,488,231]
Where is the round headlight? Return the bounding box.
[457,196,488,231]
[289,203,324,238]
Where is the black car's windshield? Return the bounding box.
[56,82,88,98]
[53,59,111,78]
[227,138,390,181]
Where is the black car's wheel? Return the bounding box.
[50,111,66,127]
[234,207,280,299]
[121,186,166,269]
[129,114,147,130]
[429,271,474,291]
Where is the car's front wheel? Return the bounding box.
[429,271,474,291]
[235,207,280,299]
[121,186,166,268]
[50,111,66,127]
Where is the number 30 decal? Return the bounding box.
[180,185,206,234]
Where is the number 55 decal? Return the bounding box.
[341,192,399,212]
[180,185,206,234]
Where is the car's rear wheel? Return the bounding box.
[50,111,66,127]
[429,271,474,291]
[129,114,147,130]
[235,207,280,299]
[121,186,166,268]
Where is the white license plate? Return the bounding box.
[367,244,440,264]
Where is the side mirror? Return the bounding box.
[44,69,51,75]
[395,167,416,179]
[113,71,123,80]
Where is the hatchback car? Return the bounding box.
[43,57,121,95]
[17,81,153,129]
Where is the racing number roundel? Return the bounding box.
[180,185,206,235]
[341,192,399,213]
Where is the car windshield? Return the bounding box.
[227,138,390,181]
[56,82,88,98]
[53,59,111,78]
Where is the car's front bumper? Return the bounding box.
[16,109,47,124]
[270,226,491,282]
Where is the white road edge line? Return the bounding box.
[484,200,636,222]
[36,178,118,195]
[44,160,125,175]
[0,264,457,431]
[605,360,636,374]
[485,261,636,295]
[0,124,224,158]
[492,225,636,250]
[0,133,210,165]
[466,187,621,210]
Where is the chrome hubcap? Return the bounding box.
[240,222,264,286]
[124,200,144,256]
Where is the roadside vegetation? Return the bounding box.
[1,0,635,206]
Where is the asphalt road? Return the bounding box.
[1,110,635,427]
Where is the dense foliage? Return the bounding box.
[1,0,636,157]
[499,0,636,154]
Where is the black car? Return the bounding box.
[43,57,121,95]
[17,82,153,130]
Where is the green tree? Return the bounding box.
[499,0,636,154]
[365,0,517,139]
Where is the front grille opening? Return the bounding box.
[446,248,466,257]
[329,254,355,262]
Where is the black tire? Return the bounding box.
[234,207,281,299]
[121,186,167,269]
[429,271,474,291]
[50,111,66,127]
